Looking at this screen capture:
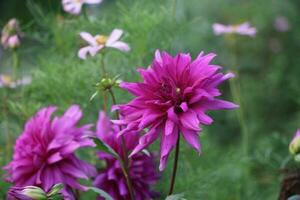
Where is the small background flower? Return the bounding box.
[274,16,290,32]
[78,29,130,59]
[212,22,257,37]
[62,0,103,15]
[93,111,160,200]
[0,74,31,89]
[1,18,22,49]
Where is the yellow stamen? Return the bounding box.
[95,35,108,45]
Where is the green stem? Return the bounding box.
[2,91,11,163]
[108,88,135,200]
[100,53,108,111]
[12,50,19,81]
[227,36,249,198]
[172,0,178,21]
[168,134,180,195]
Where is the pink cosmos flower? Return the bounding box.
[78,29,130,59]
[289,129,300,156]
[93,111,159,200]
[212,22,257,37]
[4,105,96,200]
[274,16,289,32]
[1,18,22,49]
[0,74,31,89]
[114,50,238,170]
[62,0,103,15]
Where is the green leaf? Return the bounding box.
[90,91,99,101]
[166,193,186,200]
[47,183,64,197]
[91,137,120,159]
[87,187,114,200]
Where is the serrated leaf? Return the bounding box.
[166,193,186,200]
[91,137,120,159]
[87,187,114,200]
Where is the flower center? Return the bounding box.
[75,0,82,4]
[1,75,12,84]
[95,35,108,45]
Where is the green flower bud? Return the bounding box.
[22,186,47,200]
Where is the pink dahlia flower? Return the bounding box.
[115,50,238,170]
[212,22,257,37]
[93,111,160,200]
[78,29,130,60]
[0,74,31,89]
[4,105,96,200]
[62,0,103,15]
[1,18,22,49]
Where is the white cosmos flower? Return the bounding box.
[78,29,130,60]
[62,0,103,15]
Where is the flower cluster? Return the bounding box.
[1,18,21,49]
[4,105,96,199]
[93,111,160,200]
[115,50,238,170]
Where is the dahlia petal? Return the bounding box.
[208,72,235,88]
[180,110,200,131]
[47,152,63,164]
[41,167,54,191]
[118,179,128,195]
[165,119,175,136]
[167,107,179,123]
[120,82,142,96]
[197,111,213,125]
[181,127,201,153]
[160,131,178,171]
[175,53,191,77]
[204,99,239,110]
[138,111,162,129]
[179,102,188,112]
[61,162,89,179]
[130,126,160,156]
[189,89,212,104]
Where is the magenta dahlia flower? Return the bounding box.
[93,111,160,200]
[114,50,238,170]
[4,105,96,200]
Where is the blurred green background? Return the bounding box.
[1,0,300,199]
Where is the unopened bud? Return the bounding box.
[289,130,300,160]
